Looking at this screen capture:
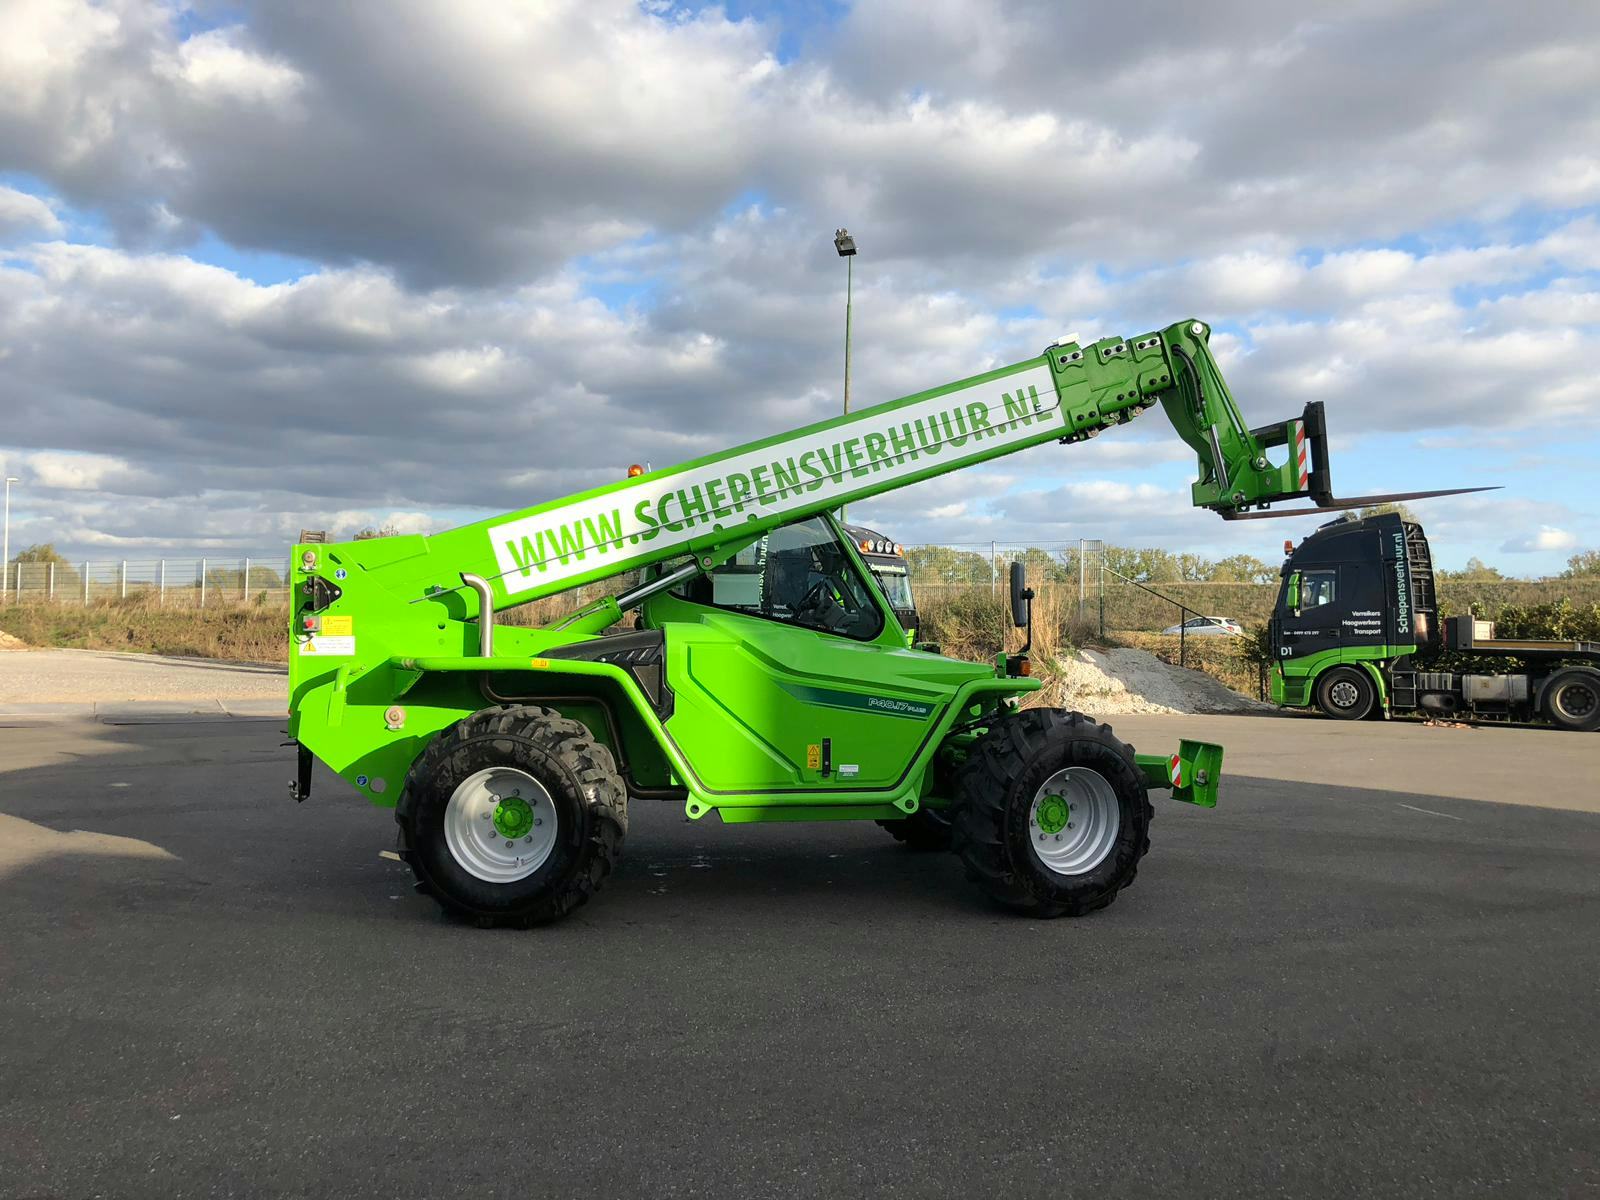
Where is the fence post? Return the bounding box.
[120,560,127,600]
[990,541,997,596]
[1078,538,1086,622]
[159,559,166,607]
[1098,554,1105,640]
[200,558,207,609]
[48,561,55,601]
[243,557,251,601]
[83,562,89,605]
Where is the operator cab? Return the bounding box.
[842,523,921,637]
[667,515,890,641]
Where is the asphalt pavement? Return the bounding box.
[1,716,1597,1198]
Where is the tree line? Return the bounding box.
[903,542,1600,586]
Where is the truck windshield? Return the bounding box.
[872,566,914,612]
[673,516,884,640]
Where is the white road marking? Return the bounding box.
[1397,803,1465,821]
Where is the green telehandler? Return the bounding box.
[286,318,1473,925]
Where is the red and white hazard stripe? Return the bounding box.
[1293,420,1309,491]
[1168,752,1183,788]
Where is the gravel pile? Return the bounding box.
[1035,647,1271,716]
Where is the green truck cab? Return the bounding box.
[1269,512,1600,730]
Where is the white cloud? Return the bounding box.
[1502,526,1578,553]
[161,28,304,104]
[3,1,1598,286]
[0,184,61,237]
[23,450,158,493]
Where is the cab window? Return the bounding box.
[1301,570,1337,609]
[674,517,885,640]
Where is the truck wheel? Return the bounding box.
[1543,669,1600,732]
[876,806,953,851]
[950,709,1151,918]
[1315,667,1375,721]
[397,705,628,927]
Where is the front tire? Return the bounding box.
[1315,666,1376,721]
[397,705,628,927]
[1543,669,1600,732]
[951,709,1152,918]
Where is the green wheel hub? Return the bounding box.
[492,795,535,840]
[1035,793,1069,836]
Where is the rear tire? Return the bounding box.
[950,709,1152,918]
[1543,669,1600,732]
[1315,667,1376,721]
[397,705,628,927]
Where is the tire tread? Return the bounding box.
[950,708,1152,918]
[397,704,627,927]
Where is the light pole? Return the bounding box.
[2,477,16,602]
[834,228,856,416]
[833,229,856,521]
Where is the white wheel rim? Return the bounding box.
[443,767,558,883]
[1027,766,1121,877]
[1330,679,1361,708]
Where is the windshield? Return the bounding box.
[872,566,915,612]
[673,516,884,640]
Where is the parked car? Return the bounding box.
[1162,615,1244,637]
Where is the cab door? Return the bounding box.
[1277,566,1341,660]
[643,516,979,793]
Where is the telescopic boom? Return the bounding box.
[346,317,1445,620]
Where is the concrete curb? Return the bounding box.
[0,699,288,723]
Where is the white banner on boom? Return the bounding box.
[489,364,1059,595]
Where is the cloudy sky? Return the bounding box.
[1,0,1597,574]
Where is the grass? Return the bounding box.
[913,572,1098,663]
[0,597,287,662]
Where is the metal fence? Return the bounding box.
[0,557,294,606]
[3,544,1588,623]
[904,541,1591,628]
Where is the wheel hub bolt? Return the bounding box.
[505,840,514,848]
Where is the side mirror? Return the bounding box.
[1285,570,1301,616]
[1009,560,1033,628]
